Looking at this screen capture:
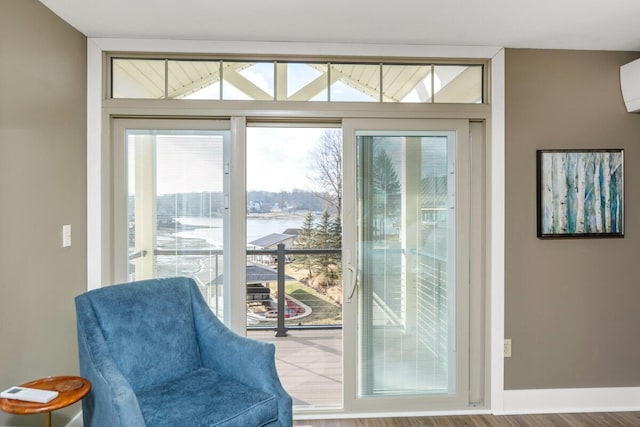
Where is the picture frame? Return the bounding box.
[537,149,624,238]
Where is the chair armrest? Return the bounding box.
[190,288,293,426]
[76,295,146,427]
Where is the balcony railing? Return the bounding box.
[131,243,445,354]
[248,244,341,336]
[131,243,342,337]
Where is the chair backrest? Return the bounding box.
[77,277,203,390]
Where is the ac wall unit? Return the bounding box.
[621,58,640,113]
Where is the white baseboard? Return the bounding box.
[295,409,492,420]
[64,388,640,424]
[65,411,83,427]
[499,387,640,415]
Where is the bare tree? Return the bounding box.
[294,211,317,278]
[553,153,568,233]
[309,129,342,215]
[593,153,603,232]
[575,154,586,233]
[542,152,553,233]
[602,153,611,231]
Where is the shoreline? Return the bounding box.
[246,211,308,220]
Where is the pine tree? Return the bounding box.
[293,211,316,277]
[372,149,401,238]
[328,212,342,249]
[315,210,332,281]
[326,212,342,286]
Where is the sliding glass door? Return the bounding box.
[111,119,235,323]
[343,119,475,411]
[111,116,485,413]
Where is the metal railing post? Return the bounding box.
[275,243,288,337]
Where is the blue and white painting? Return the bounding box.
[538,150,624,237]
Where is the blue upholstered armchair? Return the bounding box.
[75,276,292,427]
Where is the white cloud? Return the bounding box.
[247,127,326,192]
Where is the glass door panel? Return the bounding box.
[343,119,470,411]
[358,133,454,396]
[113,119,231,321]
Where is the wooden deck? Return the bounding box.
[248,328,342,409]
[248,330,640,427]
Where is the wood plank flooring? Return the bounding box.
[248,331,640,426]
[293,412,640,426]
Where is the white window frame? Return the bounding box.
[87,39,505,416]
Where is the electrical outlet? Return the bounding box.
[504,339,512,357]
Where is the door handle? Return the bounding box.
[345,250,358,302]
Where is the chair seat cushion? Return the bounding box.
[136,368,278,427]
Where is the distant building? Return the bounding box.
[281,228,300,237]
[248,200,263,213]
[248,232,298,264]
[249,232,297,250]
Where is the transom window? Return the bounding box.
[110,57,485,104]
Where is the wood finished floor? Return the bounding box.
[251,330,640,426]
[293,412,640,426]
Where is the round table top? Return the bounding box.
[0,376,91,415]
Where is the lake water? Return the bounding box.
[174,216,304,248]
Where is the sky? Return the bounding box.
[246,127,326,192]
[128,127,331,195]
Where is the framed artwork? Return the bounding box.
[537,149,624,238]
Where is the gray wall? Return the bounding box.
[0,0,87,425]
[1,3,639,420]
[505,49,640,389]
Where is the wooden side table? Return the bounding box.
[0,376,90,427]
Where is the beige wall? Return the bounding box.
[505,49,640,390]
[2,3,640,420]
[0,0,87,425]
